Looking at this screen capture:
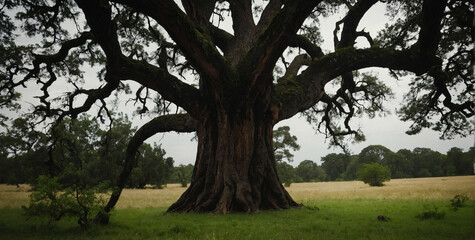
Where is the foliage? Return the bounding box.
[276,161,297,187]
[273,126,300,162]
[357,163,391,187]
[295,160,327,182]
[0,114,174,188]
[342,156,359,180]
[450,194,469,211]
[272,126,300,186]
[171,164,194,187]
[446,147,473,176]
[383,152,413,179]
[127,144,174,189]
[321,153,351,181]
[0,117,49,185]
[412,148,446,177]
[22,175,108,229]
[318,145,474,183]
[358,145,392,165]
[383,1,474,139]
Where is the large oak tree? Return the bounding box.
[0,0,473,223]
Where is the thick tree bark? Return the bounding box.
[167,93,300,213]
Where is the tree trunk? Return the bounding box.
[167,92,300,213]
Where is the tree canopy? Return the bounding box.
[0,0,473,217]
[1,0,473,144]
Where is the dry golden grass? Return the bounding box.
[287,175,475,202]
[1,176,474,209]
[0,184,32,208]
[114,184,186,209]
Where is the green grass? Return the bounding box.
[0,199,473,240]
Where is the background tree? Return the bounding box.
[273,126,301,162]
[127,144,174,189]
[396,149,415,177]
[463,147,475,175]
[358,145,392,165]
[321,153,351,181]
[447,147,474,176]
[0,0,473,218]
[319,145,472,181]
[276,161,296,187]
[295,160,327,182]
[171,164,194,188]
[412,148,446,177]
[0,114,174,188]
[358,145,413,179]
[93,114,135,184]
[383,152,412,179]
[446,147,463,176]
[342,155,359,180]
[357,163,391,187]
[0,117,49,185]
[272,125,300,186]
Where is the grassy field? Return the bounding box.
[0,176,474,239]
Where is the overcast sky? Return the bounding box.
[2,2,473,167]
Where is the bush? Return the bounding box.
[416,205,446,220]
[22,175,109,229]
[450,194,469,211]
[357,163,391,186]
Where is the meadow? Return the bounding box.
[0,176,474,239]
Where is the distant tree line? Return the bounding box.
[1,117,472,188]
[0,114,193,188]
[277,145,474,186]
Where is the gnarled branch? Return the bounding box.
[94,113,196,224]
[239,0,323,99]
[229,0,255,41]
[282,54,312,79]
[289,35,324,59]
[110,0,229,89]
[256,0,283,32]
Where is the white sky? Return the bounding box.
[2,2,473,167]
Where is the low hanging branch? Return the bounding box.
[94,113,196,224]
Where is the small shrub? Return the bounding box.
[357,163,391,187]
[415,205,446,220]
[450,194,469,211]
[22,175,109,229]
